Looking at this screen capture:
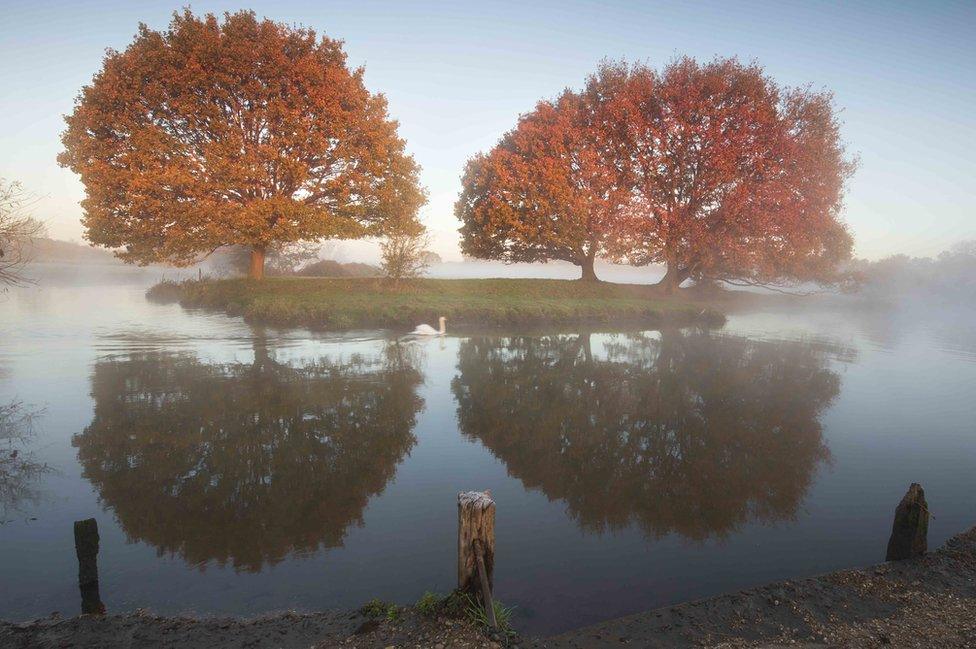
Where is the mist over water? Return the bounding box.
[1,265,975,635]
[427,260,668,284]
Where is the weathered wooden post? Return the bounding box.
[458,491,496,626]
[885,483,929,561]
[74,518,106,615]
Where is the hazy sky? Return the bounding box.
[1,0,974,261]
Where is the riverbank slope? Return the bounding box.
[533,525,976,648]
[0,607,501,649]
[147,277,731,331]
[4,526,973,648]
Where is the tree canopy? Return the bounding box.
[59,10,425,278]
[457,58,855,290]
[610,58,855,291]
[456,69,632,281]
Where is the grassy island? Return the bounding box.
[147,277,728,331]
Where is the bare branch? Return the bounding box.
[0,179,46,287]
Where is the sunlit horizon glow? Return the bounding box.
[1,0,974,263]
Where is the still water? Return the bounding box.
[1,267,975,635]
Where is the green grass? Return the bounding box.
[415,591,444,616]
[360,598,389,618]
[442,591,516,638]
[356,591,518,643]
[147,276,726,331]
[360,597,401,622]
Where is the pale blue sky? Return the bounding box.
[1,0,974,260]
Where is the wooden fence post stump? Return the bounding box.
[74,518,106,615]
[458,491,496,626]
[458,491,495,593]
[885,483,929,561]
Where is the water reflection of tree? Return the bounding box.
[1,400,49,522]
[452,330,844,540]
[73,342,424,571]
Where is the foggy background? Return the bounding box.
[2,0,974,263]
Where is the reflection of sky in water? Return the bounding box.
[1,268,975,636]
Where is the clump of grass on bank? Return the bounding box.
[415,591,517,641]
[415,591,442,616]
[147,276,726,331]
[360,597,401,622]
[145,278,188,303]
[359,598,390,618]
[455,592,517,638]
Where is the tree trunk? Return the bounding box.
[580,254,598,282]
[657,264,687,294]
[249,245,266,280]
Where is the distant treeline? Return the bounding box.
[28,237,120,265]
[293,259,380,278]
[27,238,382,278]
[850,241,976,303]
[205,244,381,278]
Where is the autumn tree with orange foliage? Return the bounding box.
[59,10,424,279]
[611,58,855,292]
[458,58,854,291]
[456,69,632,281]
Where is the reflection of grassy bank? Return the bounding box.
[147,277,728,330]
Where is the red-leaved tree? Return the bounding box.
[609,58,855,292]
[459,58,854,291]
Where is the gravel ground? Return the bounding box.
[531,527,976,648]
[0,607,509,649]
[3,527,974,648]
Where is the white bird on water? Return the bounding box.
[412,316,446,336]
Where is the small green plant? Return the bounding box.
[458,592,516,637]
[385,604,401,623]
[415,591,443,616]
[360,598,388,618]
